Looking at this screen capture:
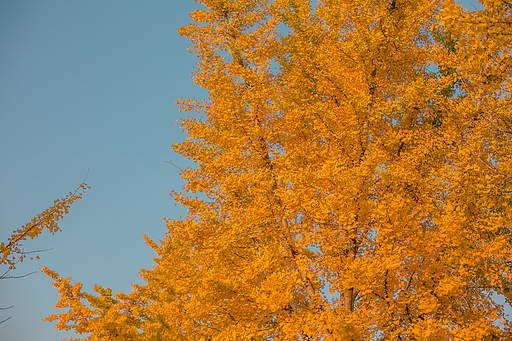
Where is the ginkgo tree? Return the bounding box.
[43,0,512,340]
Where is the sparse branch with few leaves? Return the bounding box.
[0,180,89,277]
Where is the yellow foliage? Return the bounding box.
[44,1,512,340]
[1,181,89,275]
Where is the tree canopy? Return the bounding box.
[43,0,512,340]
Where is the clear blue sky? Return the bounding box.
[0,1,501,341]
[0,1,203,340]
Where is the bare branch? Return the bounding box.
[0,317,12,324]
[1,271,37,280]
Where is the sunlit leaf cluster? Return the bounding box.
[1,182,89,277]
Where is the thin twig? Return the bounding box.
[1,271,37,280]
[0,317,12,324]
[166,161,184,172]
